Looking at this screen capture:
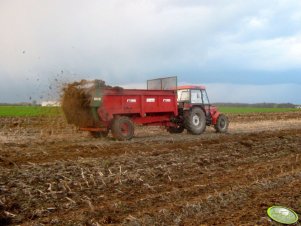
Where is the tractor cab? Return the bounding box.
[177,85,216,124]
[177,85,210,105]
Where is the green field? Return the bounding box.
[218,106,298,114]
[0,105,298,117]
[0,106,61,117]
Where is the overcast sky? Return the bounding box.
[0,0,301,103]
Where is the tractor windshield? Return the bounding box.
[177,89,190,101]
[201,89,210,105]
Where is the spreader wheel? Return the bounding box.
[185,107,206,135]
[111,116,134,140]
[167,125,185,134]
[90,130,109,138]
[214,114,229,133]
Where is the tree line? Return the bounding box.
[214,103,296,108]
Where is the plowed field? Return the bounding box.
[0,112,301,225]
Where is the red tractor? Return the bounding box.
[66,77,229,140]
[168,85,229,135]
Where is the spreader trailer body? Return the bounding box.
[79,77,229,140]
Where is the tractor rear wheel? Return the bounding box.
[214,114,229,133]
[167,125,184,134]
[90,130,109,138]
[185,107,206,135]
[111,116,134,140]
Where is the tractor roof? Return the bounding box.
[177,85,206,90]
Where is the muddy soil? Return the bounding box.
[0,111,301,225]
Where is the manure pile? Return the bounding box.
[61,79,110,127]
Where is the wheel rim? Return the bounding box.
[220,118,226,129]
[192,115,200,126]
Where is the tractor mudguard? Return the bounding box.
[211,111,220,125]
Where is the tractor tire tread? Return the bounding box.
[214,114,229,133]
[111,116,134,140]
[184,107,206,135]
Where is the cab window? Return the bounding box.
[177,89,190,101]
[191,90,202,104]
[201,89,210,105]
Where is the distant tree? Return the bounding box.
[214,102,295,108]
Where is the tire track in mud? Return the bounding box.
[94,134,301,224]
[3,128,298,225]
[1,128,300,166]
[0,114,301,225]
[122,154,301,225]
[27,152,301,225]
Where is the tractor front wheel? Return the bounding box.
[214,114,229,133]
[185,107,206,135]
[111,116,135,140]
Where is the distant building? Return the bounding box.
[41,101,60,107]
[295,105,301,109]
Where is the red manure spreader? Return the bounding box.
[63,77,229,140]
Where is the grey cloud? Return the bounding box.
[206,83,301,104]
[0,0,300,102]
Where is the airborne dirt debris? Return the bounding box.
[61,79,122,128]
[0,112,301,225]
[61,79,105,128]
